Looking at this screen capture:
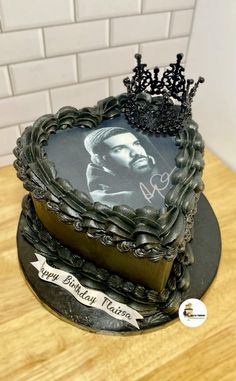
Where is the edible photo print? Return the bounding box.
[45,115,178,209]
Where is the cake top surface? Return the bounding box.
[13,95,205,262]
[45,114,178,210]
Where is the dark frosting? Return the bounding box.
[21,194,194,314]
[14,95,204,262]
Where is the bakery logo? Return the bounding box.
[179,298,207,328]
[31,253,143,329]
[183,302,193,317]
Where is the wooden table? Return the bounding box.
[0,150,235,381]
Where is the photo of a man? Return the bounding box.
[84,126,170,207]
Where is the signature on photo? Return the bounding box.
[139,167,176,203]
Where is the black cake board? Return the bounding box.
[17,194,221,335]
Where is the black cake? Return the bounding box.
[14,53,213,332]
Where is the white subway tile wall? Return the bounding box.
[9,55,78,94]
[50,79,109,112]
[78,45,138,82]
[0,0,74,31]
[0,92,51,127]
[0,0,196,166]
[143,0,195,13]
[109,73,132,97]
[0,66,12,97]
[170,10,194,37]
[0,30,44,65]
[19,121,34,134]
[110,13,170,45]
[140,37,189,67]
[0,125,20,155]
[44,21,109,57]
[75,0,141,21]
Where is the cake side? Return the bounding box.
[21,194,195,314]
[32,196,173,291]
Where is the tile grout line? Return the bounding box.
[0,123,21,156]
[0,120,33,131]
[108,17,115,93]
[105,77,110,98]
[0,120,37,131]
[0,35,191,68]
[72,0,76,22]
[108,18,111,47]
[185,0,198,68]
[0,79,107,101]
[168,12,173,38]
[17,124,21,137]
[135,7,195,16]
[75,52,80,83]
[0,52,85,68]
[0,63,170,106]
[0,151,17,158]
[6,65,14,95]
[0,76,80,98]
[47,89,53,114]
[140,0,144,14]
[0,8,196,35]
[0,1,4,32]
[74,35,189,53]
[108,76,112,97]
[73,0,77,22]
[137,43,140,54]
[41,27,47,58]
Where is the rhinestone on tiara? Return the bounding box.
[121,53,204,135]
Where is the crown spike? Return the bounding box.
[189,76,205,103]
[176,53,184,63]
[123,77,131,93]
[135,53,142,64]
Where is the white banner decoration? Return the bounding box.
[31,253,143,329]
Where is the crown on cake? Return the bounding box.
[122,53,204,135]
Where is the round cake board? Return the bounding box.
[17,194,221,335]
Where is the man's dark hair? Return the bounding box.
[84,126,131,156]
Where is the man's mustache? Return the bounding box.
[130,154,147,165]
[130,155,153,166]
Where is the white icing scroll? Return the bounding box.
[31,253,143,329]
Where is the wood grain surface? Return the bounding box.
[0,149,235,381]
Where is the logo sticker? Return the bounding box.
[179,298,207,327]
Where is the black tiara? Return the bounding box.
[121,53,204,135]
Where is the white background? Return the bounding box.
[187,0,236,171]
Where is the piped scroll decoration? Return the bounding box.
[14,96,204,262]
